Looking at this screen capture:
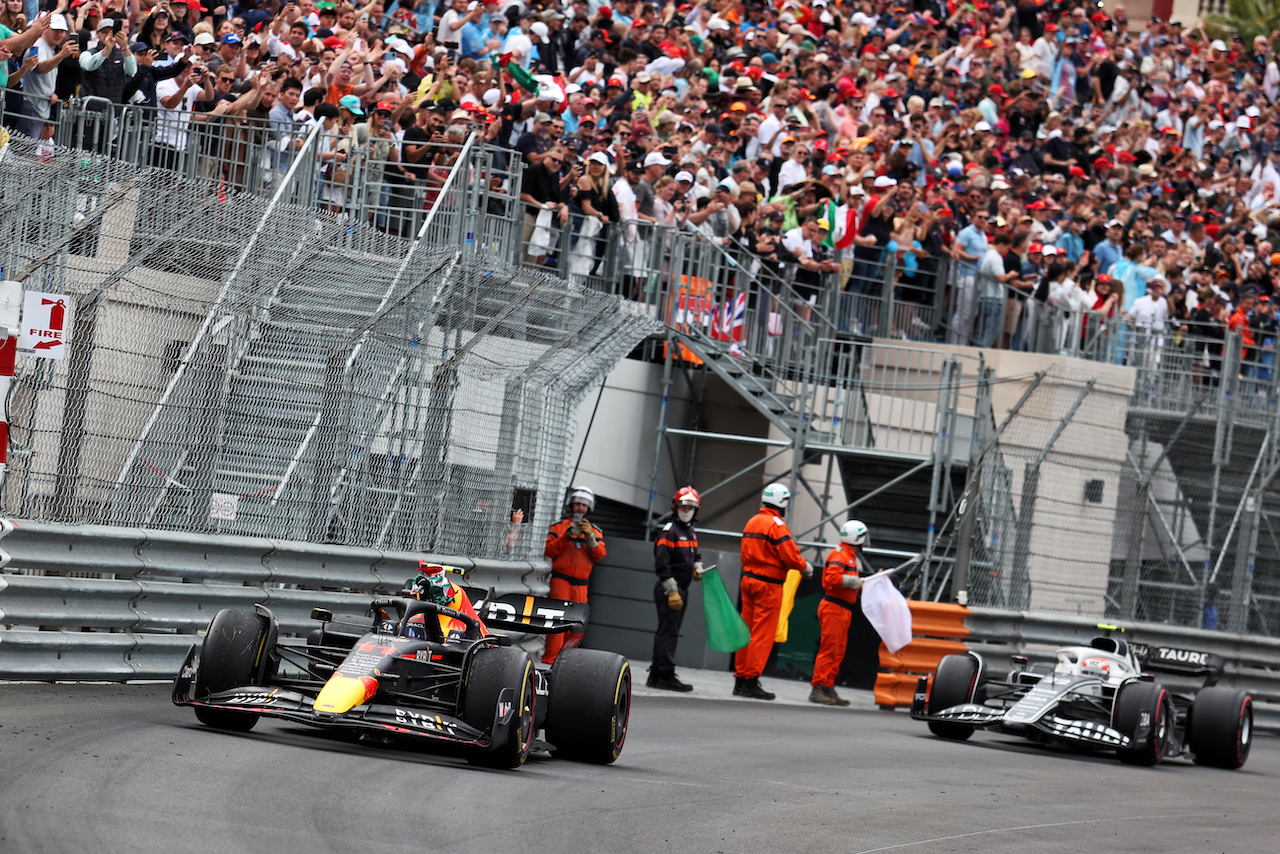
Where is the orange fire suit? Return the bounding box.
[812,542,863,690]
[735,506,808,679]
[542,517,606,663]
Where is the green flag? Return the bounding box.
[701,567,750,653]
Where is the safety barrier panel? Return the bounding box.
[873,601,971,708]
[0,522,549,680]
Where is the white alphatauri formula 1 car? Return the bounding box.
[910,635,1253,769]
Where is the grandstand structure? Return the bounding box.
[0,123,1277,637]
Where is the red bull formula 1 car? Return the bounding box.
[172,575,630,769]
[910,635,1253,769]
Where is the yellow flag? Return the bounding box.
[774,569,803,643]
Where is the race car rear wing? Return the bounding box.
[462,587,589,636]
[1133,642,1224,685]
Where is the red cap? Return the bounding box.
[1045,23,1058,32]
[1028,200,1047,210]
[814,138,828,151]
[607,77,623,87]
[1094,157,1114,169]
[1190,215,1205,224]
[323,36,346,49]
[1097,274,1112,283]
[1069,165,1087,178]
[882,88,899,98]
[1116,151,1137,163]
[374,101,395,112]
[937,207,953,217]
[988,84,1006,97]
[1091,12,1108,22]
[1029,242,1044,253]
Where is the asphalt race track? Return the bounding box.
[0,682,1274,854]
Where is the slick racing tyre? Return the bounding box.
[193,609,276,732]
[928,653,981,741]
[545,649,631,764]
[1188,687,1253,770]
[1113,679,1172,766]
[463,647,535,769]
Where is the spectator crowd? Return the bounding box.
[2,0,1280,365]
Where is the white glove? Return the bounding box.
[661,577,678,595]
[801,561,814,579]
[842,574,863,590]
[693,561,705,582]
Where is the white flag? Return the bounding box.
[861,573,913,653]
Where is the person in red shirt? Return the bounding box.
[809,520,869,706]
[1228,293,1257,367]
[542,485,606,664]
[734,482,812,700]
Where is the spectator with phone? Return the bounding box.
[17,13,77,137]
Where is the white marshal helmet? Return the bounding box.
[840,519,869,546]
[566,485,596,512]
[761,482,790,509]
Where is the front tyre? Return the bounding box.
[1113,680,1171,766]
[1189,687,1253,770]
[927,653,981,741]
[193,609,275,732]
[463,647,535,769]
[545,649,631,764]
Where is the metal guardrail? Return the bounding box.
[0,522,549,680]
[965,607,1280,732]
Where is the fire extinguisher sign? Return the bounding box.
[17,291,72,360]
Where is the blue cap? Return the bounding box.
[760,52,778,64]
[338,94,364,115]
[220,33,242,45]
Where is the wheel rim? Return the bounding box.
[1240,709,1251,748]
[518,668,535,759]
[612,665,631,753]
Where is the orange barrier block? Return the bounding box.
[874,601,972,708]
[872,672,922,708]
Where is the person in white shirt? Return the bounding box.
[1128,278,1169,350]
[153,61,214,170]
[776,142,809,193]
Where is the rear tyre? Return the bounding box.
[193,609,274,732]
[545,649,632,764]
[1113,680,1171,766]
[463,647,535,769]
[928,653,980,741]
[1188,687,1253,770]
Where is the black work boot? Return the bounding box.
[738,678,776,701]
[732,677,747,696]
[651,674,693,693]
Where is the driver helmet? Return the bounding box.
[840,519,869,547]
[1080,656,1111,679]
[761,482,790,510]
[404,613,431,640]
[673,486,700,523]
[408,561,453,605]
